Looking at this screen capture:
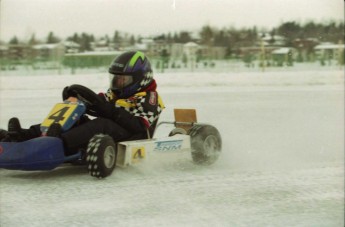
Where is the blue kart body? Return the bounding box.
[0,99,86,171]
[0,137,82,171]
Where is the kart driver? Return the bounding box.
[0,51,165,156]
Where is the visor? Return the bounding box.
[110,74,133,90]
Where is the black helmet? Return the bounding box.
[108,51,153,98]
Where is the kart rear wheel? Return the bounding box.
[168,127,187,136]
[86,134,117,178]
[188,125,222,165]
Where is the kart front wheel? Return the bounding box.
[86,134,117,178]
[188,125,222,165]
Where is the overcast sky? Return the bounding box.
[0,0,343,41]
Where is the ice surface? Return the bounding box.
[0,68,344,226]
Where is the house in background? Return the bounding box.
[31,43,65,69]
[271,47,295,66]
[292,38,319,62]
[314,42,344,63]
[63,41,80,53]
[32,43,65,61]
[183,42,199,70]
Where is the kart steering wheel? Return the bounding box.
[64,84,104,116]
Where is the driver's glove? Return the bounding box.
[62,86,78,100]
[0,129,10,142]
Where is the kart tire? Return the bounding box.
[168,127,187,136]
[86,134,117,178]
[188,124,222,165]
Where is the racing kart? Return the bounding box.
[0,85,222,178]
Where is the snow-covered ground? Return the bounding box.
[0,68,344,226]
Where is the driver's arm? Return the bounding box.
[95,102,147,134]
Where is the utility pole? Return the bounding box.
[260,38,266,72]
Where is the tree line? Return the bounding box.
[6,20,344,52]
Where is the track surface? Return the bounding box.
[0,71,343,226]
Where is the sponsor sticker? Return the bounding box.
[154,140,183,152]
[149,92,157,105]
[113,62,124,68]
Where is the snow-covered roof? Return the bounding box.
[184,42,199,47]
[314,43,344,50]
[272,48,291,54]
[33,43,62,49]
[134,43,148,50]
[141,38,154,44]
[63,41,80,48]
[65,50,122,56]
[260,33,285,41]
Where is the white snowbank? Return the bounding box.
[1,69,343,91]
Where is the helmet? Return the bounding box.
[108,51,153,98]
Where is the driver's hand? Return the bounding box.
[67,97,78,102]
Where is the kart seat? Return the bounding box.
[174,109,197,132]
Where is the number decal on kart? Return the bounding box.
[41,103,78,128]
[131,147,146,163]
[48,106,69,123]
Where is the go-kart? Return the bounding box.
[0,85,222,178]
